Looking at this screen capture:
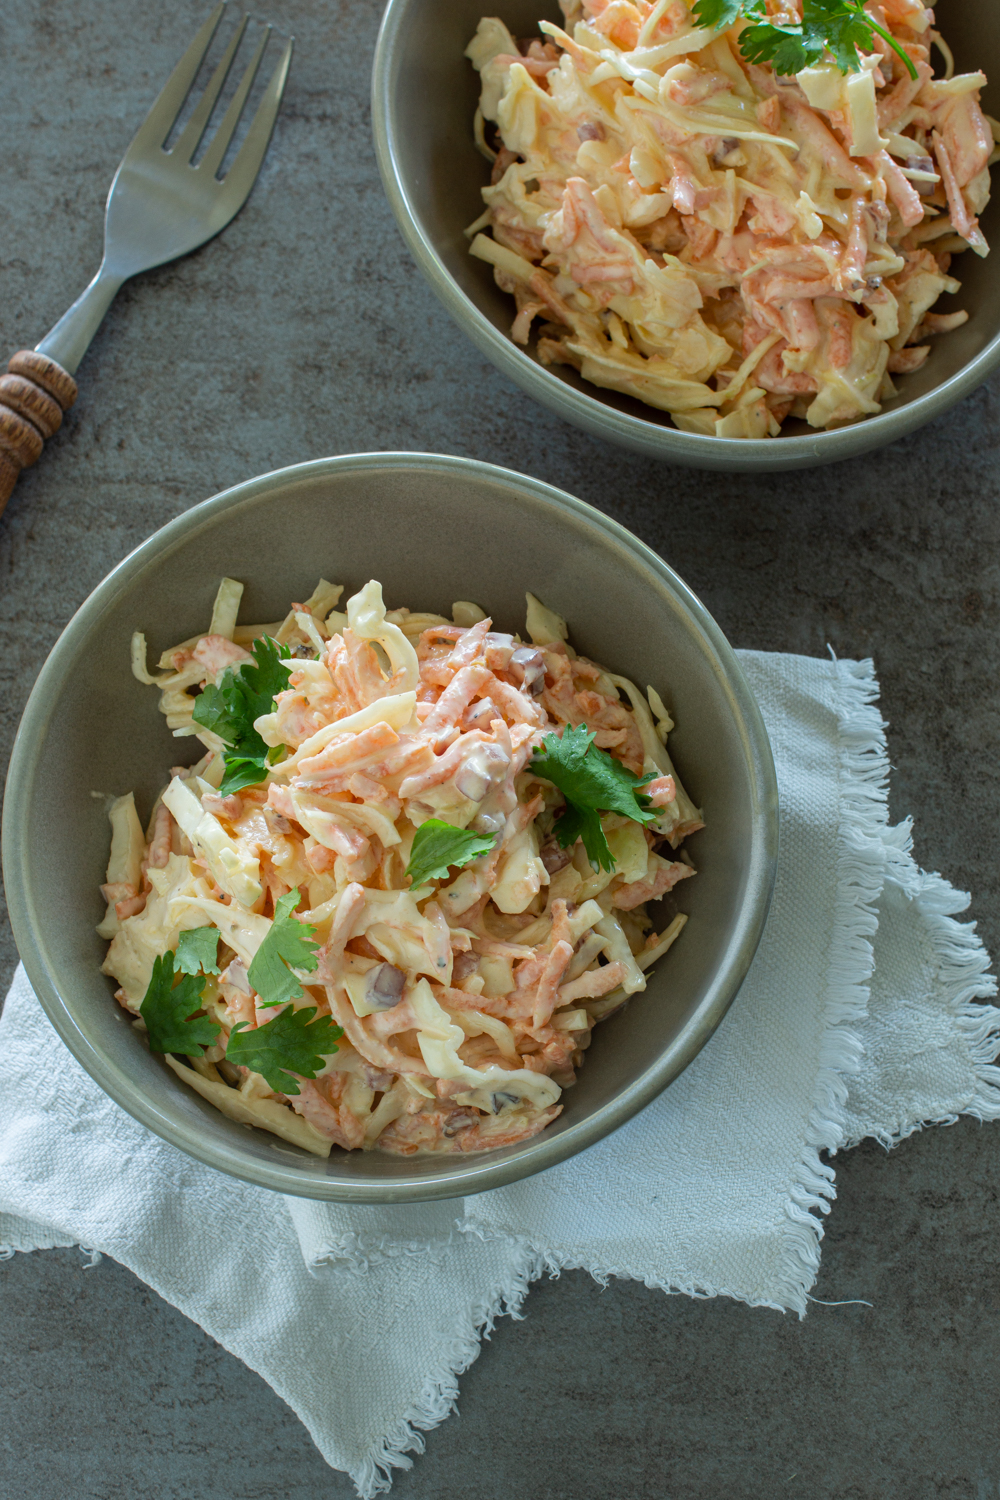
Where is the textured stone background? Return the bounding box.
[2,2,1000,1496]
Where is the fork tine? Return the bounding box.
[127,3,227,154]
[197,22,271,180]
[172,12,248,165]
[218,37,294,202]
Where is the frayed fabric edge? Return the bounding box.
[456,1219,806,1316]
[343,1240,546,1498]
[0,1237,102,1266]
[774,657,889,1314]
[0,1212,77,1259]
[846,837,1000,1150]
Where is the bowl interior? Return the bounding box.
[376,0,1000,464]
[5,456,776,1199]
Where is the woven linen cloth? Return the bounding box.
[1,652,997,1496]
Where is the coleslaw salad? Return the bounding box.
[467,0,998,437]
[98,577,704,1157]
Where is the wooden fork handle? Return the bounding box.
[0,351,79,516]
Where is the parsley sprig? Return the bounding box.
[140,951,221,1056]
[404,819,496,888]
[226,1005,343,1096]
[192,635,293,796]
[529,724,656,873]
[692,0,918,82]
[175,925,221,977]
[138,894,342,1095]
[247,888,321,1009]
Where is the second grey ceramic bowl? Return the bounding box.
[373,0,1000,472]
[3,453,778,1201]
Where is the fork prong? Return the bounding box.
[218,37,293,203]
[127,2,227,154]
[172,12,249,165]
[197,21,271,180]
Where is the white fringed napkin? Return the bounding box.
[2,652,997,1496]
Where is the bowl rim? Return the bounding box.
[3,451,779,1200]
[371,0,1000,473]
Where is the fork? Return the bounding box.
[0,4,293,514]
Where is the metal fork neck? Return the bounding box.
[34,263,126,376]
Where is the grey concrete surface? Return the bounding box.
[1,2,999,1496]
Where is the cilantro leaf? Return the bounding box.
[704,0,917,81]
[529,724,656,872]
[813,0,873,73]
[823,0,917,80]
[739,18,819,74]
[192,635,293,795]
[247,888,320,1010]
[139,951,221,1056]
[189,681,243,747]
[225,1006,343,1095]
[218,756,278,797]
[552,799,614,874]
[175,925,221,977]
[690,0,745,30]
[405,819,496,888]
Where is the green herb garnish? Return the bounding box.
[192,635,293,795]
[142,904,339,1094]
[529,724,655,873]
[139,951,221,1056]
[404,819,496,888]
[225,1005,343,1096]
[175,925,221,977]
[692,0,918,81]
[246,888,320,1010]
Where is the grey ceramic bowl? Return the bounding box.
[373,0,1000,472]
[3,453,778,1201]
